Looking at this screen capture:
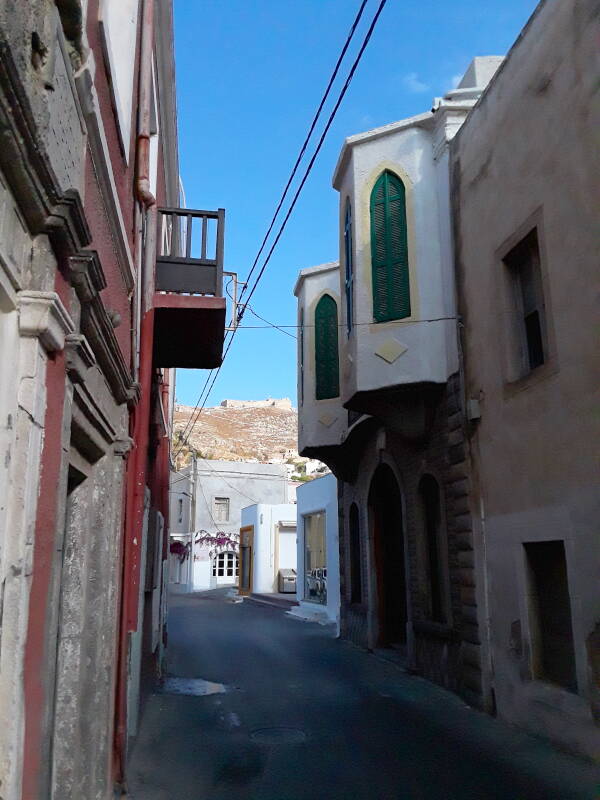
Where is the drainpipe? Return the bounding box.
[115,0,157,786]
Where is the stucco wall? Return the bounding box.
[241,504,297,594]
[452,0,600,759]
[192,461,288,591]
[334,118,458,399]
[295,262,346,454]
[294,473,340,628]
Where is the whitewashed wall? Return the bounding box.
[241,503,297,594]
[294,262,347,455]
[99,0,140,160]
[293,473,340,629]
[333,116,459,400]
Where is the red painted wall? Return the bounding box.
[22,347,66,800]
[84,151,132,362]
[86,0,140,254]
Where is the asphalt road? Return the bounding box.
[127,589,600,800]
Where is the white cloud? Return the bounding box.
[402,72,429,93]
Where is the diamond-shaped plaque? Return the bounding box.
[374,339,408,364]
[318,413,337,428]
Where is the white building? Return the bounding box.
[239,504,297,595]
[169,459,288,591]
[291,473,340,630]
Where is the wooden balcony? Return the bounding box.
[153,207,226,369]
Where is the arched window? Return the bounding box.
[370,170,410,322]
[315,294,339,400]
[299,307,305,406]
[418,475,447,623]
[344,199,354,334]
[349,503,362,604]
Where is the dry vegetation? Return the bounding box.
[172,403,298,468]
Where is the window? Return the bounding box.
[418,476,448,624]
[177,497,183,524]
[349,503,362,604]
[299,307,304,406]
[304,512,327,605]
[212,551,239,579]
[213,496,230,523]
[525,541,576,692]
[344,200,354,334]
[504,229,546,373]
[370,170,410,322]
[314,294,340,400]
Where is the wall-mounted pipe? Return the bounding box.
[115,0,158,788]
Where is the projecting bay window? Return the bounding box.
[314,294,340,400]
[504,229,546,375]
[370,170,410,322]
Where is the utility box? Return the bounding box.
[278,569,297,594]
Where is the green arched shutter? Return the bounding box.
[315,294,339,400]
[370,171,410,322]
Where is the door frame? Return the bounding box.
[238,525,254,596]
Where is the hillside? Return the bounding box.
[172,400,298,466]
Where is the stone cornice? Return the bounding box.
[65,333,96,384]
[18,290,75,352]
[68,250,107,300]
[67,249,135,405]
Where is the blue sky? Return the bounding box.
[173,0,537,409]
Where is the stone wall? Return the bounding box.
[337,374,485,707]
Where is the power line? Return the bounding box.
[237,0,389,319]
[196,457,260,505]
[173,333,235,458]
[246,304,297,339]
[173,0,388,458]
[223,316,460,331]
[240,0,369,294]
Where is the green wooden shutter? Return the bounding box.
[315,294,340,400]
[370,171,410,322]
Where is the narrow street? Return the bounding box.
[128,590,600,800]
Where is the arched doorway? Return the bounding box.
[368,464,407,647]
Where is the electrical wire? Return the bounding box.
[223,316,460,331]
[237,0,388,320]
[241,0,369,293]
[196,457,260,504]
[245,304,297,339]
[174,0,388,458]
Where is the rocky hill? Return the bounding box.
[172,399,298,466]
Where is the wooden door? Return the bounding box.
[238,525,254,596]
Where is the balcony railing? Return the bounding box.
[156,207,225,296]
